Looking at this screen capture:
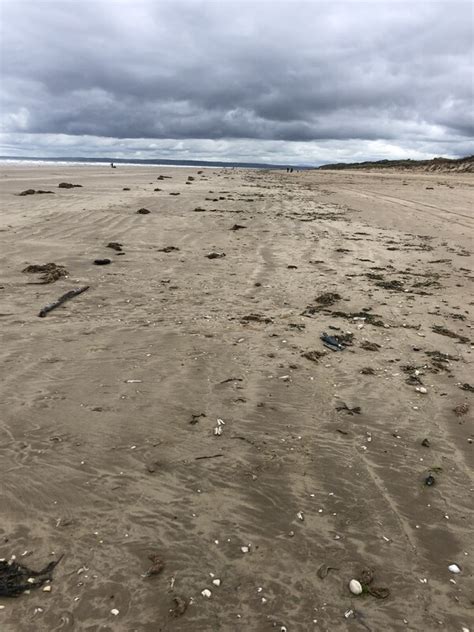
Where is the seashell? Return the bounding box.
[110,609,119,616]
[201,589,212,598]
[448,564,461,573]
[349,579,363,595]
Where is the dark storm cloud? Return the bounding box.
[0,0,473,160]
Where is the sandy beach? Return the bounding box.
[0,165,472,631]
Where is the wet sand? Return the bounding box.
[0,165,472,631]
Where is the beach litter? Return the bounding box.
[320,332,349,351]
[38,286,90,317]
[93,258,111,265]
[0,555,63,597]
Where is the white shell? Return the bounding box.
[448,564,461,573]
[212,579,221,587]
[110,609,119,616]
[349,579,363,595]
[416,387,427,394]
[297,511,304,521]
[201,589,212,598]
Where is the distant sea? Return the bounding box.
[0,156,310,169]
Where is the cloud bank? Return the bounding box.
[1,0,473,164]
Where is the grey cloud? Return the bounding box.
[0,0,473,161]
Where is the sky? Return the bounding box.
[0,0,473,165]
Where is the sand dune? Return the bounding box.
[0,165,472,631]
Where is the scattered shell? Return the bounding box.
[240,545,250,554]
[416,387,428,394]
[296,511,304,521]
[201,588,212,598]
[212,578,221,587]
[448,564,461,574]
[110,609,119,616]
[349,579,363,595]
[42,585,52,592]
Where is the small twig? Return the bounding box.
[195,454,224,461]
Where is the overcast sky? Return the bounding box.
[1,0,473,164]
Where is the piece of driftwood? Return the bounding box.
[38,286,90,317]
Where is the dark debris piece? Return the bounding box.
[206,252,226,259]
[18,189,54,196]
[360,367,376,375]
[374,279,405,291]
[453,403,470,416]
[320,332,351,351]
[0,555,63,597]
[315,292,341,306]
[158,246,180,253]
[336,403,361,415]
[302,350,326,363]
[230,224,246,230]
[23,262,67,284]
[240,313,273,324]
[431,325,470,344]
[360,340,381,351]
[424,474,436,486]
[94,258,111,265]
[460,383,474,393]
[144,554,164,577]
[107,242,123,251]
[58,182,82,189]
[137,207,151,214]
[170,595,188,617]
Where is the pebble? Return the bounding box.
[349,579,363,595]
[448,564,461,573]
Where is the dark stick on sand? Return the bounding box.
[38,286,90,317]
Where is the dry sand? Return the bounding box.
[0,165,472,631]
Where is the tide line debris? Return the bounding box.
[0,555,63,597]
[23,262,67,284]
[38,286,90,317]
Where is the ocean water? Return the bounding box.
[0,156,292,169]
